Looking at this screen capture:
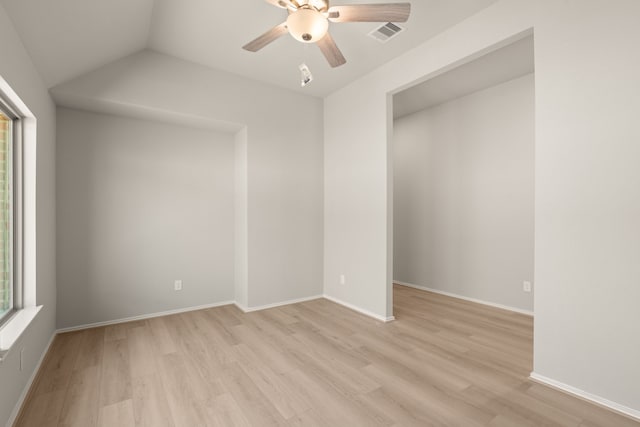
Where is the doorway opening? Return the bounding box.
[390,35,535,319]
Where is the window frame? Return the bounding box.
[0,74,39,362]
[0,96,23,329]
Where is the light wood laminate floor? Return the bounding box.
[15,285,639,426]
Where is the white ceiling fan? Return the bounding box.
[243,0,411,68]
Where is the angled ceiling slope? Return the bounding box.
[1,0,155,88]
[2,0,498,97]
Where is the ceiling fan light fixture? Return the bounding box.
[286,8,329,43]
[243,1,411,69]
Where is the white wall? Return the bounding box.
[56,108,235,328]
[325,0,640,415]
[393,74,534,312]
[234,128,248,308]
[51,50,324,312]
[532,0,640,413]
[0,4,57,427]
[324,83,390,319]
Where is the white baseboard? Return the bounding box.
[56,294,394,331]
[233,302,248,312]
[323,294,395,322]
[394,281,534,316]
[235,295,323,313]
[5,331,56,427]
[58,294,328,332]
[529,372,640,421]
[56,300,235,333]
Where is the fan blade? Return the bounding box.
[265,0,299,10]
[242,22,289,52]
[317,33,346,68]
[328,3,411,22]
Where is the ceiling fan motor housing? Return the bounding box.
[286,7,329,43]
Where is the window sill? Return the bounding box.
[0,306,42,362]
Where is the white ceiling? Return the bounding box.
[2,0,498,97]
[1,0,155,88]
[393,35,534,118]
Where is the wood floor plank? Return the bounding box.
[74,328,105,370]
[282,368,387,427]
[98,399,135,427]
[156,352,210,427]
[131,374,175,427]
[286,408,331,427]
[359,387,431,427]
[189,310,238,370]
[100,338,132,407]
[230,324,301,375]
[219,362,289,427]
[147,316,177,355]
[460,384,583,426]
[104,323,128,342]
[33,332,84,396]
[57,365,101,427]
[526,383,640,427]
[14,390,66,427]
[127,325,158,379]
[233,343,311,419]
[205,393,252,427]
[363,362,493,426]
[286,334,381,396]
[13,285,640,427]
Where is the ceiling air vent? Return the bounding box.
[368,22,405,43]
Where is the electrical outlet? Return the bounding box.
[174,280,183,291]
[340,274,346,285]
[523,281,532,293]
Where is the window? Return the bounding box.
[0,100,18,327]
[0,75,37,360]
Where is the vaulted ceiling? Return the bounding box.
[2,0,498,97]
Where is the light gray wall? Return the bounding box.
[393,74,534,312]
[325,0,640,414]
[234,128,248,308]
[51,50,324,310]
[56,108,235,328]
[533,0,640,412]
[0,4,57,427]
